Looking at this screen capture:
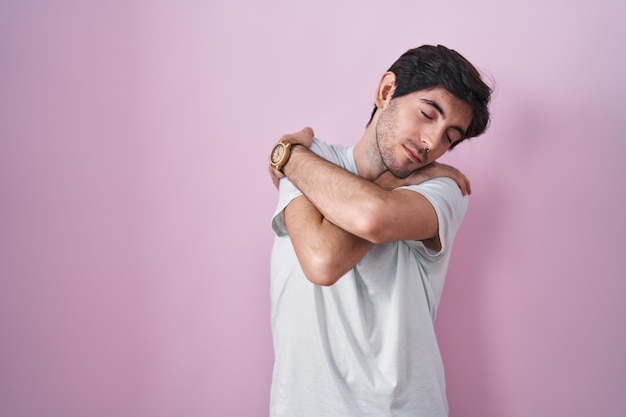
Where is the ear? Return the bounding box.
[374,72,396,109]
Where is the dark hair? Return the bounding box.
[368,45,492,149]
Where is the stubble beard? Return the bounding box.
[375,101,413,179]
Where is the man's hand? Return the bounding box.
[281,127,315,147]
[269,127,315,189]
[374,162,472,195]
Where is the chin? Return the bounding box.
[388,168,412,179]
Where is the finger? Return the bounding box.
[281,127,315,146]
[459,175,470,196]
[281,127,314,140]
[299,126,314,137]
[459,179,468,196]
[271,165,284,180]
[451,173,468,196]
[293,126,314,146]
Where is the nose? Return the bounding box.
[419,137,433,155]
[420,126,446,154]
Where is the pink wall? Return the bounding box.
[1,1,624,416]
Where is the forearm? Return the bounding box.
[271,127,464,249]
[282,145,391,241]
[284,195,372,286]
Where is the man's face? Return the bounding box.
[375,86,473,178]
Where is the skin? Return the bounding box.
[271,72,474,286]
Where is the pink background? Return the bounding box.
[1,1,625,416]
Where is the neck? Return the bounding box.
[353,124,386,181]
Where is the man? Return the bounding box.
[268,45,492,416]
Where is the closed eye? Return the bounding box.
[446,129,462,144]
[421,111,434,120]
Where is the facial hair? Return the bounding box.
[375,100,414,179]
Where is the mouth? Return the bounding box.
[403,144,423,164]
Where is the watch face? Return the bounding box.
[271,144,285,164]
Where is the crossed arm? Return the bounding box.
[271,128,470,286]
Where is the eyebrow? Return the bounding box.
[420,98,467,139]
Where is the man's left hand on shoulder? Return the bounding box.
[375,161,471,196]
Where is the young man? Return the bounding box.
[268,45,492,416]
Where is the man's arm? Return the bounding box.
[271,128,469,285]
[282,145,447,245]
[283,195,372,286]
[270,129,372,286]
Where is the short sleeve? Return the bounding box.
[271,177,303,236]
[400,177,469,259]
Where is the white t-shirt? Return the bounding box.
[270,138,468,417]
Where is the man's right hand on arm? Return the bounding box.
[281,127,315,148]
[269,127,315,189]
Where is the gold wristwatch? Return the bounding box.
[269,140,293,172]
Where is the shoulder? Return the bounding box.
[403,177,468,212]
[398,178,469,258]
[310,138,350,166]
[402,177,469,239]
